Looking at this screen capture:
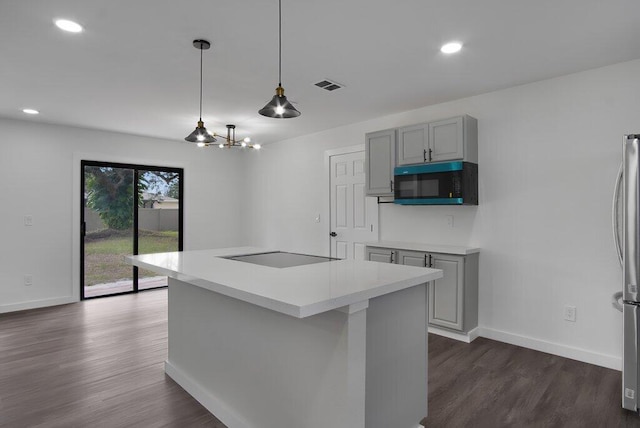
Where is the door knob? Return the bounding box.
[330,232,337,237]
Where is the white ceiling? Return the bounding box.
[1,0,639,145]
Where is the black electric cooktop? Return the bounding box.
[224,251,338,268]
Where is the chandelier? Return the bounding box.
[197,124,261,150]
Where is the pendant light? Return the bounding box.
[259,0,301,118]
[185,39,217,144]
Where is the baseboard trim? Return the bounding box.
[478,327,621,371]
[164,360,254,428]
[468,326,480,342]
[428,326,479,343]
[0,296,76,314]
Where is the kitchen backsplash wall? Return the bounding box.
[379,204,477,245]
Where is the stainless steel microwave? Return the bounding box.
[393,161,478,205]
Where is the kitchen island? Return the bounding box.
[127,247,442,428]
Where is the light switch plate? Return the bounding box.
[446,215,454,228]
[564,305,576,322]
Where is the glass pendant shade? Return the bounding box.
[259,86,301,118]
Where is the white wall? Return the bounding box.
[247,59,640,369]
[2,59,637,368]
[0,118,249,312]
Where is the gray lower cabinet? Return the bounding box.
[366,247,395,263]
[429,253,466,331]
[367,246,478,334]
[365,129,396,196]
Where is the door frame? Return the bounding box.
[324,144,374,257]
[79,159,184,300]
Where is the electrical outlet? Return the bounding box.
[446,215,454,228]
[564,305,576,322]
[24,215,33,226]
[24,274,33,286]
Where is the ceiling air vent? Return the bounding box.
[315,79,344,91]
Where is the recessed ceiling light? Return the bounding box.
[55,19,83,33]
[22,108,39,115]
[441,42,462,54]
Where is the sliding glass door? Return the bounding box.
[137,169,181,290]
[82,164,135,298]
[81,161,183,299]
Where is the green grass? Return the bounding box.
[139,230,179,254]
[84,229,178,286]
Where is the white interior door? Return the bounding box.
[330,151,378,259]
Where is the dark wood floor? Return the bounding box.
[425,335,640,427]
[1,289,639,428]
[0,289,223,427]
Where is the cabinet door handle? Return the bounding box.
[428,148,433,162]
[390,180,394,192]
[424,254,428,267]
[429,254,433,266]
[423,149,427,162]
[390,251,395,263]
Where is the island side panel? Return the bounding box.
[366,283,428,428]
[165,278,365,428]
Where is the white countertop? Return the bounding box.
[126,247,442,318]
[365,241,480,255]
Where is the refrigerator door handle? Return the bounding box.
[624,136,640,302]
[614,162,623,267]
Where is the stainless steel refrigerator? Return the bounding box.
[615,134,640,412]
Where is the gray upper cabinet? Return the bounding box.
[429,117,464,163]
[397,115,478,165]
[397,124,429,165]
[365,129,396,196]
